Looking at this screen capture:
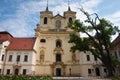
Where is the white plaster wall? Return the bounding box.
[2,50,36,75]
[79,51,102,65]
[6,51,35,65]
[0,40,10,74]
[4,65,13,75]
[0,41,10,63]
[4,65,35,75]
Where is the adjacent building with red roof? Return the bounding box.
[0,31,13,42]
[0,31,36,75]
[0,31,36,51]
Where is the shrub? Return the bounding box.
[0,75,53,80]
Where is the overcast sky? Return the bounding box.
[0,0,120,39]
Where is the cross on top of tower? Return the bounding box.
[68,0,70,7]
[68,0,71,11]
[46,0,49,11]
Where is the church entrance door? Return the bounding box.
[56,68,61,76]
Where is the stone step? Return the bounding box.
[53,77,111,80]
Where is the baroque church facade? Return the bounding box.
[34,7,79,76]
[0,5,108,77]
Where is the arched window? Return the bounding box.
[56,54,61,62]
[44,17,47,24]
[40,50,44,62]
[40,39,46,43]
[69,17,72,23]
[56,40,62,48]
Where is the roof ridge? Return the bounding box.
[13,37,35,39]
[0,31,13,38]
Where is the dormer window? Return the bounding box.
[69,17,72,23]
[44,17,47,24]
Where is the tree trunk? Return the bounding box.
[106,65,114,76]
[103,59,114,77]
[106,49,114,76]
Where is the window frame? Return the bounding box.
[56,54,61,62]
[40,39,46,43]
[86,55,90,61]
[8,55,12,62]
[88,69,92,74]
[1,54,4,61]
[16,55,20,62]
[69,17,72,23]
[23,69,27,75]
[56,40,62,48]
[6,69,10,75]
[0,69,1,74]
[104,68,107,73]
[24,55,28,62]
[94,55,97,61]
[44,17,47,24]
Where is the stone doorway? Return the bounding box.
[95,67,100,76]
[13,65,21,75]
[56,68,61,76]
[14,68,19,75]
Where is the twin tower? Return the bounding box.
[35,5,76,36]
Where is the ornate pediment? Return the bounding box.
[54,47,64,54]
[52,14,65,19]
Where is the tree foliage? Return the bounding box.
[67,8,120,76]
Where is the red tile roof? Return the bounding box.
[0,31,36,50]
[0,31,13,41]
[7,38,36,50]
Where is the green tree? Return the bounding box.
[67,8,120,77]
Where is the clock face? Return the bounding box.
[56,21,61,29]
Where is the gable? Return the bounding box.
[52,14,65,19]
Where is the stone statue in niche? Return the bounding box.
[72,53,76,62]
[40,50,44,62]
[40,54,44,62]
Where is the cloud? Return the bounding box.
[105,11,120,27]
[49,0,102,19]
[103,11,120,40]
[0,0,103,37]
[0,0,47,37]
